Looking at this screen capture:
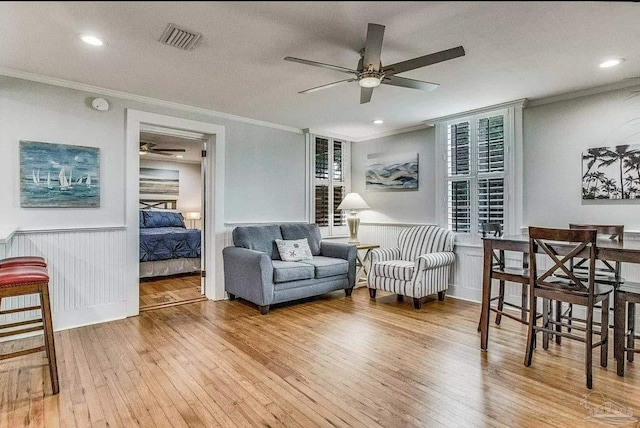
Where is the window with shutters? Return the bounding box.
[436,104,523,238]
[311,135,350,236]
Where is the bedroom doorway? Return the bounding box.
[137,125,209,311]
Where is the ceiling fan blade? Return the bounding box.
[360,87,373,104]
[150,148,186,152]
[383,46,465,75]
[363,23,385,72]
[299,78,357,94]
[149,151,172,156]
[284,57,359,75]
[382,76,439,91]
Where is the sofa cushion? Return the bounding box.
[373,260,415,281]
[299,256,349,279]
[272,260,314,283]
[233,225,283,260]
[280,223,322,256]
[275,238,313,261]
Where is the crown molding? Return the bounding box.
[527,79,640,107]
[424,98,529,125]
[351,123,434,143]
[0,67,303,135]
[302,128,354,142]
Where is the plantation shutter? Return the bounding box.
[312,136,349,234]
[447,121,471,232]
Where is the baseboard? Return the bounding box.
[52,302,128,332]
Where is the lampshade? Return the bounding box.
[185,211,201,220]
[337,193,370,211]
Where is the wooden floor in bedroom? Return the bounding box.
[139,273,205,311]
[1,287,639,427]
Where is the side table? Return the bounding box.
[355,244,380,287]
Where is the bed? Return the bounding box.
[139,200,201,278]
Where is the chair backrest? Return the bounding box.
[528,226,597,296]
[481,222,502,238]
[398,226,454,261]
[569,224,623,275]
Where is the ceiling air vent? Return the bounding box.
[159,23,202,51]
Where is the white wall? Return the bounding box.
[351,128,436,224]
[524,85,640,230]
[0,75,305,330]
[139,158,202,219]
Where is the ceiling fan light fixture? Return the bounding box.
[358,73,383,88]
[139,149,147,155]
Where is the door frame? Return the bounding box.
[125,110,225,317]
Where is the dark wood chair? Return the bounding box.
[0,265,59,394]
[614,281,640,376]
[479,222,534,328]
[556,224,624,343]
[524,227,613,389]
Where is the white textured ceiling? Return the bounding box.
[1,1,639,140]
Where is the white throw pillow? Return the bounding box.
[275,238,313,262]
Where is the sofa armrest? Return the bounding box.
[369,247,401,265]
[222,246,274,306]
[415,252,456,271]
[320,241,357,289]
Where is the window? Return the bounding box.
[436,102,524,238]
[310,135,350,236]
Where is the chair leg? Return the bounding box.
[521,284,528,324]
[437,291,445,301]
[542,299,550,350]
[40,285,59,395]
[413,298,422,310]
[259,305,270,315]
[586,303,594,389]
[567,303,573,333]
[396,294,404,303]
[601,295,609,368]
[629,303,636,363]
[345,288,353,297]
[614,292,626,377]
[495,281,505,325]
[368,288,376,299]
[524,291,537,367]
[227,293,236,301]
[555,300,562,345]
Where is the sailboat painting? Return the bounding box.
[20,141,100,208]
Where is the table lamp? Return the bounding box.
[185,211,201,229]
[337,193,370,244]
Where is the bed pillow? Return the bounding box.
[143,211,186,228]
[275,238,313,262]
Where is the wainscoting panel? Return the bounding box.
[3,227,128,331]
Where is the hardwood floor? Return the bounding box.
[139,274,206,311]
[1,288,639,427]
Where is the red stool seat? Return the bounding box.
[0,256,47,269]
[0,266,49,288]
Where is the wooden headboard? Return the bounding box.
[139,199,177,210]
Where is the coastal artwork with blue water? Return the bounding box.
[366,152,419,190]
[20,141,100,208]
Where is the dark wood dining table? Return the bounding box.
[479,234,640,351]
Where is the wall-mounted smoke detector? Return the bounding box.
[159,23,202,51]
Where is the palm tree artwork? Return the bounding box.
[582,144,640,200]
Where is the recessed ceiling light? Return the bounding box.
[176,155,184,159]
[80,34,105,46]
[373,120,384,124]
[600,58,624,68]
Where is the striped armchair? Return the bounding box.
[367,225,455,309]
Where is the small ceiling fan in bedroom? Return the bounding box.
[285,23,465,104]
[139,141,186,156]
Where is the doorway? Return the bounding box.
[138,127,208,311]
[125,110,226,317]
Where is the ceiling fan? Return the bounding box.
[139,141,186,156]
[285,23,465,104]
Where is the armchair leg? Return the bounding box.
[397,295,404,303]
[413,298,422,310]
[259,305,270,315]
[345,288,353,297]
[438,291,445,302]
[369,288,376,299]
[228,293,236,301]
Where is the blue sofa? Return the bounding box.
[222,223,357,314]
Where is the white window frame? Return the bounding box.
[306,133,351,237]
[434,100,525,243]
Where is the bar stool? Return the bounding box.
[615,281,640,376]
[0,256,47,269]
[0,265,59,394]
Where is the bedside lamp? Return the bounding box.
[185,211,201,229]
[337,193,370,244]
